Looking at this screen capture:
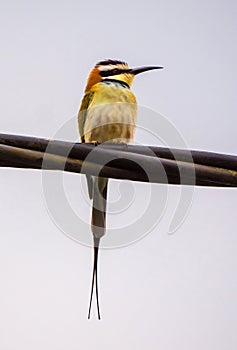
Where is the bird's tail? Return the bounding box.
[88,177,108,319]
[88,236,101,319]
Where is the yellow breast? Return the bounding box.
[83,83,137,143]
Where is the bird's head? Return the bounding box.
[85,59,163,92]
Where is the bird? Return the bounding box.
[78,59,163,319]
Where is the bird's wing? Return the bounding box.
[78,90,94,142]
[78,90,95,199]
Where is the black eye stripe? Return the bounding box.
[100,69,120,77]
[100,68,129,77]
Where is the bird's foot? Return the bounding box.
[120,141,129,151]
[92,141,100,147]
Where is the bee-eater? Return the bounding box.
[78,59,163,319]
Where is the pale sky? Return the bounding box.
[1,1,237,349]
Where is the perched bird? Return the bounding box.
[78,59,163,319]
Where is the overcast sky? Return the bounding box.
[1,0,237,349]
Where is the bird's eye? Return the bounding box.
[112,68,120,75]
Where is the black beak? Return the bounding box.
[128,66,163,75]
